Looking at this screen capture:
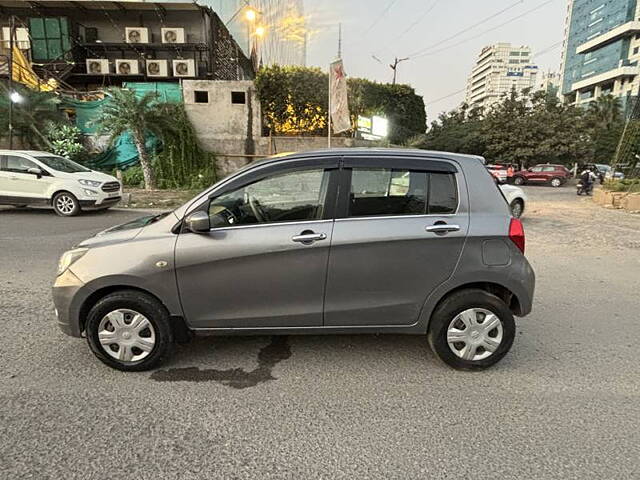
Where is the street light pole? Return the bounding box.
[390,56,409,85]
[8,14,15,150]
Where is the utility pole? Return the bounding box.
[328,23,341,148]
[390,56,409,85]
[8,14,15,150]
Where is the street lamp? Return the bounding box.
[254,25,266,38]
[10,91,23,103]
[244,8,257,22]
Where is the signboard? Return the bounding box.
[357,115,388,139]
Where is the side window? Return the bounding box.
[530,166,543,172]
[428,173,458,214]
[543,166,556,172]
[349,168,428,217]
[208,168,330,227]
[3,155,37,173]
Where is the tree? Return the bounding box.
[584,94,624,163]
[94,88,175,190]
[411,103,485,154]
[0,82,63,149]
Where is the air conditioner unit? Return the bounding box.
[125,27,149,44]
[172,59,195,77]
[2,27,30,49]
[115,59,139,75]
[146,59,168,77]
[86,59,110,75]
[162,28,185,44]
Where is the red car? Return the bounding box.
[512,164,571,187]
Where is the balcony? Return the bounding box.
[576,21,640,54]
[571,65,637,91]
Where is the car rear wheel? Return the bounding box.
[86,290,174,371]
[550,177,562,187]
[513,176,525,185]
[510,199,524,218]
[53,192,80,217]
[428,289,515,370]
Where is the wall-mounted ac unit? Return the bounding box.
[115,59,139,75]
[162,28,185,44]
[86,59,110,75]
[146,59,168,77]
[2,27,30,49]
[172,59,195,77]
[125,27,149,44]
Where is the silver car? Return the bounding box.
[53,149,535,371]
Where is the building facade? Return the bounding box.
[560,0,640,107]
[536,71,561,97]
[465,43,539,110]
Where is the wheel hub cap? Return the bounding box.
[446,308,503,361]
[97,309,156,363]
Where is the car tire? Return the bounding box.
[513,176,525,185]
[52,191,80,217]
[86,290,174,371]
[427,289,516,371]
[550,177,562,188]
[510,199,524,218]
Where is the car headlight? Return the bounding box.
[78,179,102,187]
[57,248,88,276]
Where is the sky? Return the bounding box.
[305,0,567,124]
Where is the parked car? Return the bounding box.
[487,164,508,184]
[512,164,571,187]
[585,163,625,182]
[500,184,527,218]
[0,150,122,216]
[53,149,535,372]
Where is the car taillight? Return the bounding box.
[509,218,525,254]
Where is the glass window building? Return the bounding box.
[560,0,640,107]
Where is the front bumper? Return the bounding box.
[52,269,86,337]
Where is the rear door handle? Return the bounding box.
[292,232,327,244]
[426,224,460,233]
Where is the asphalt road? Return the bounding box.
[1,188,639,479]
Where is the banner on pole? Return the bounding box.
[329,59,351,134]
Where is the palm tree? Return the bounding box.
[587,94,622,130]
[0,82,63,149]
[94,88,175,190]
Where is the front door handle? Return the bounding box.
[426,224,460,233]
[292,231,327,244]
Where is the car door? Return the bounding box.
[527,166,544,183]
[175,158,339,329]
[323,155,469,327]
[0,154,51,201]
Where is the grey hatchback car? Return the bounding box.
[53,149,535,371]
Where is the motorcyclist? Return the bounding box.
[579,167,597,195]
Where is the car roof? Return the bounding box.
[247,148,486,170]
[0,150,54,156]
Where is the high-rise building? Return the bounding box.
[209,0,306,67]
[560,0,640,107]
[536,71,561,97]
[465,43,539,110]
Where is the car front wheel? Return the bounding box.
[428,289,515,370]
[86,290,174,371]
[510,199,524,218]
[513,176,525,185]
[52,192,80,216]
[550,177,562,187]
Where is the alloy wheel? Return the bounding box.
[97,309,156,363]
[446,308,503,361]
[55,195,76,215]
[551,178,561,187]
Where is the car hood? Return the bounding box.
[77,212,174,248]
[53,170,119,183]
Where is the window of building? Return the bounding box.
[208,169,329,227]
[231,91,246,104]
[509,51,520,56]
[633,47,639,55]
[194,90,209,104]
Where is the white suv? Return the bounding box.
[0,150,122,216]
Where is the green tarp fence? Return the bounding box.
[60,82,182,170]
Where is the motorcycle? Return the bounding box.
[576,180,593,196]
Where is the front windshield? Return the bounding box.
[35,156,91,173]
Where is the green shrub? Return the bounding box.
[45,123,86,161]
[603,178,640,192]
[121,165,144,188]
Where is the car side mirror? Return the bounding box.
[27,167,43,178]
[185,211,210,233]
